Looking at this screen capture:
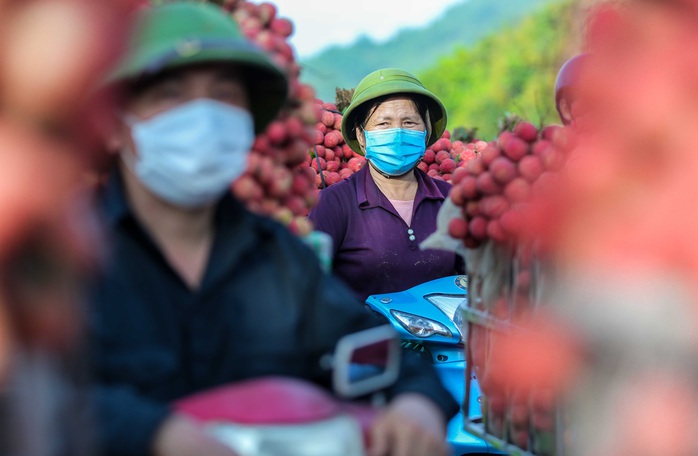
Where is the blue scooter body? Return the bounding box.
[365,275,497,455]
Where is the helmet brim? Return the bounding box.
[106,40,288,134]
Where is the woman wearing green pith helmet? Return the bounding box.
[309,69,463,302]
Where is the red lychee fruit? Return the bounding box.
[311,156,326,172]
[500,209,524,236]
[313,145,326,158]
[466,157,485,175]
[325,160,340,173]
[435,138,452,152]
[480,145,501,166]
[504,178,531,203]
[266,120,288,145]
[459,175,479,199]
[270,18,294,37]
[449,185,465,206]
[476,172,503,195]
[313,130,324,145]
[325,171,341,186]
[502,136,529,162]
[448,217,469,239]
[514,121,538,142]
[537,145,565,171]
[439,158,456,174]
[490,156,517,184]
[541,125,562,141]
[479,195,510,218]
[339,168,354,180]
[451,167,468,185]
[321,110,335,128]
[435,150,451,165]
[347,157,364,173]
[342,144,354,159]
[232,174,263,202]
[323,131,339,148]
[469,216,489,240]
[486,219,508,243]
[518,155,544,182]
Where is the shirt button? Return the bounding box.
[407,229,414,235]
[409,235,416,241]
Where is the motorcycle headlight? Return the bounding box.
[425,294,468,341]
[390,309,452,338]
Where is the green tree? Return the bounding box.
[300,0,556,102]
[419,0,576,140]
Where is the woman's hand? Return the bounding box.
[368,393,450,456]
[152,414,239,456]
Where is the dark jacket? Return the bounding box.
[87,173,459,456]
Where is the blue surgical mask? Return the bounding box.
[363,128,427,177]
[122,99,254,208]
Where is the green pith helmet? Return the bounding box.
[341,68,448,155]
[106,1,288,133]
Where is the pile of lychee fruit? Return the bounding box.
[448,121,573,451]
[308,100,366,188]
[214,0,321,236]
[416,133,486,183]
[446,121,569,249]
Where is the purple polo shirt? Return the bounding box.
[308,166,462,302]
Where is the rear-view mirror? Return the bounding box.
[332,325,400,398]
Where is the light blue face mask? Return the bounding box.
[122,99,255,208]
[363,128,427,177]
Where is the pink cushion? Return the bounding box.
[174,377,342,424]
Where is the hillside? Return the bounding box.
[419,0,578,139]
[300,0,557,102]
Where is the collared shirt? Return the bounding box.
[308,166,462,302]
[88,172,458,456]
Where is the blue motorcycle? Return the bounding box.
[365,275,501,455]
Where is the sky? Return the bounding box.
[270,0,467,58]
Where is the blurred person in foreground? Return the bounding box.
[88,3,457,456]
[524,1,698,455]
[308,69,463,302]
[555,53,589,126]
[0,0,133,454]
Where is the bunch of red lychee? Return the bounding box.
[222,0,321,236]
[309,100,366,188]
[417,130,487,182]
[446,122,568,248]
